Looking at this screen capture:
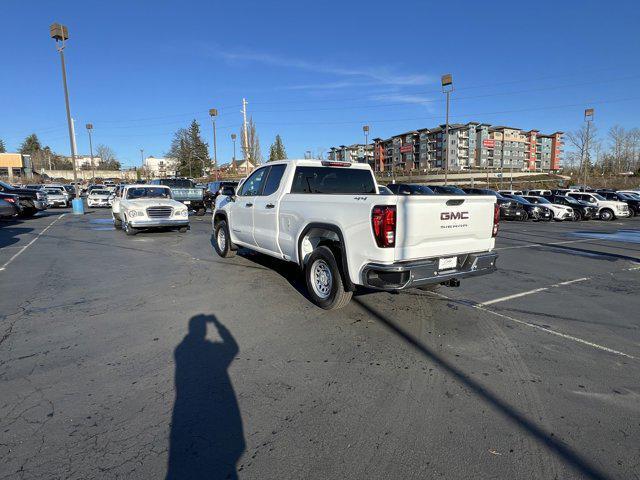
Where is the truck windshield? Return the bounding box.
[157,179,195,188]
[127,187,171,199]
[291,167,376,194]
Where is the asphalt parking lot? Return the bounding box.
[1,207,639,480]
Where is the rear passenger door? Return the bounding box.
[253,164,287,254]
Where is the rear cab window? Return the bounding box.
[291,167,376,194]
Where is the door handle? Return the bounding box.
[245,203,253,207]
[265,203,275,209]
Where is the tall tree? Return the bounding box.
[567,123,599,177]
[0,138,6,153]
[19,134,45,170]
[241,117,261,167]
[268,134,287,161]
[95,144,121,170]
[166,120,210,177]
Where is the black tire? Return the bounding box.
[178,226,188,233]
[213,220,236,258]
[520,211,529,221]
[196,207,206,216]
[123,217,138,236]
[113,214,122,229]
[305,245,352,310]
[20,208,37,218]
[599,208,614,221]
[573,210,582,222]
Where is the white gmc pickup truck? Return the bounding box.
[213,159,499,309]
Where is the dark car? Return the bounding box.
[62,184,77,200]
[386,183,435,195]
[500,193,553,221]
[378,185,393,195]
[0,197,20,218]
[464,188,526,221]
[0,180,48,217]
[542,194,598,221]
[204,181,239,210]
[150,178,206,215]
[597,191,640,216]
[425,185,467,195]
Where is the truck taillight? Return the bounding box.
[372,205,396,248]
[492,203,500,237]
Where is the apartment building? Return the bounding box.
[365,122,563,172]
[327,144,373,164]
[143,156,178,178]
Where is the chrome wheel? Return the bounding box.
[217,227,227,252]
[310,259,332,299]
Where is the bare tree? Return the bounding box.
[240,117,262,166]
[567,123,599,181]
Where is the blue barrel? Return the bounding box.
[71,198,85,215]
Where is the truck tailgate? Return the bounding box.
[394,195,496,261]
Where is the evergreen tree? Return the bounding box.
[0,138,6,153]
[19,134,41,155]
[166,120,210,177]
[268,134,287,161]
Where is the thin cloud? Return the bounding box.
[370,93,438,112]
[213,47,433,88]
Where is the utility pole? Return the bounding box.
[241,98,250,175]
[209,108,218,179]
[86,123,95,184]
[583,108,594,190]
[50,23,81,212]
[441,74,454,186]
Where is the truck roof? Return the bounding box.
[266,159,373,170]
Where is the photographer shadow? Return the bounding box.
[166,314,245,480]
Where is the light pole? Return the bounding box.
[441,73,454,185]
[583,108,594,190]
[231,134,237,172]
[209,108,218,178]
[50,22,82,213]
[86,123,95,184]
[140,148,145,179]
[363,125,370,167]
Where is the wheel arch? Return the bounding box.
[297,222,354,291]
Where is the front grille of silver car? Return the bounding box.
[146,206,173,218]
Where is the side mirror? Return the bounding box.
[221,186,236,197]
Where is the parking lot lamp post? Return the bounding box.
[86,123,95,184]
[209,108,218,179]
[583,108,594,190]
[50,22,81,211]
[441,74,454,185]
[231,134,237,172]
[363,125,370,167]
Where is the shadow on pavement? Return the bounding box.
[166,314,245,480]
[353,297,612,480]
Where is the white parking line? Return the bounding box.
[495,238,593,251]
[478,277,589,306]
[428,291,636,360]
[0,214,66,272]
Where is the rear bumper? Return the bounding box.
[501,208,525,220]
[130,217,189,228]
[362,251,498,290]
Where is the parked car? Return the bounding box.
[500,193,553,221]
[498,189,524,196]
[0,197,20,218]
[44,185,70,204]
[111,184,189,235]
[542,195,598,221]
[43,188,69,208]
[0,180,48,217]
[150,178,206,215]
[525,189,552,196]
[425,185,467,195]
[204,181,239,210]
[386,183,435,195]
[62,184,77,200]
[25,184,44,190]
[521,195,574,221]
[213,159,499,309]
[87,189,113,208]
[464,188,526,221]
[596,191,640,216]
[378,185,393,195]
[566,192,630,220]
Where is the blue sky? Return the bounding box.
[2,0,639,167]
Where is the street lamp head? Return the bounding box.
[441,73,453,87]
[231,133,237,140]
[584,108,594,121]
[50,23,69,41]
[86,123,93,130]
[209,108,218,117]
[363,125,370,133]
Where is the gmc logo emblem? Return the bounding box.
[441,211,469,220]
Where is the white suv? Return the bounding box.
[567,192,630,221]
